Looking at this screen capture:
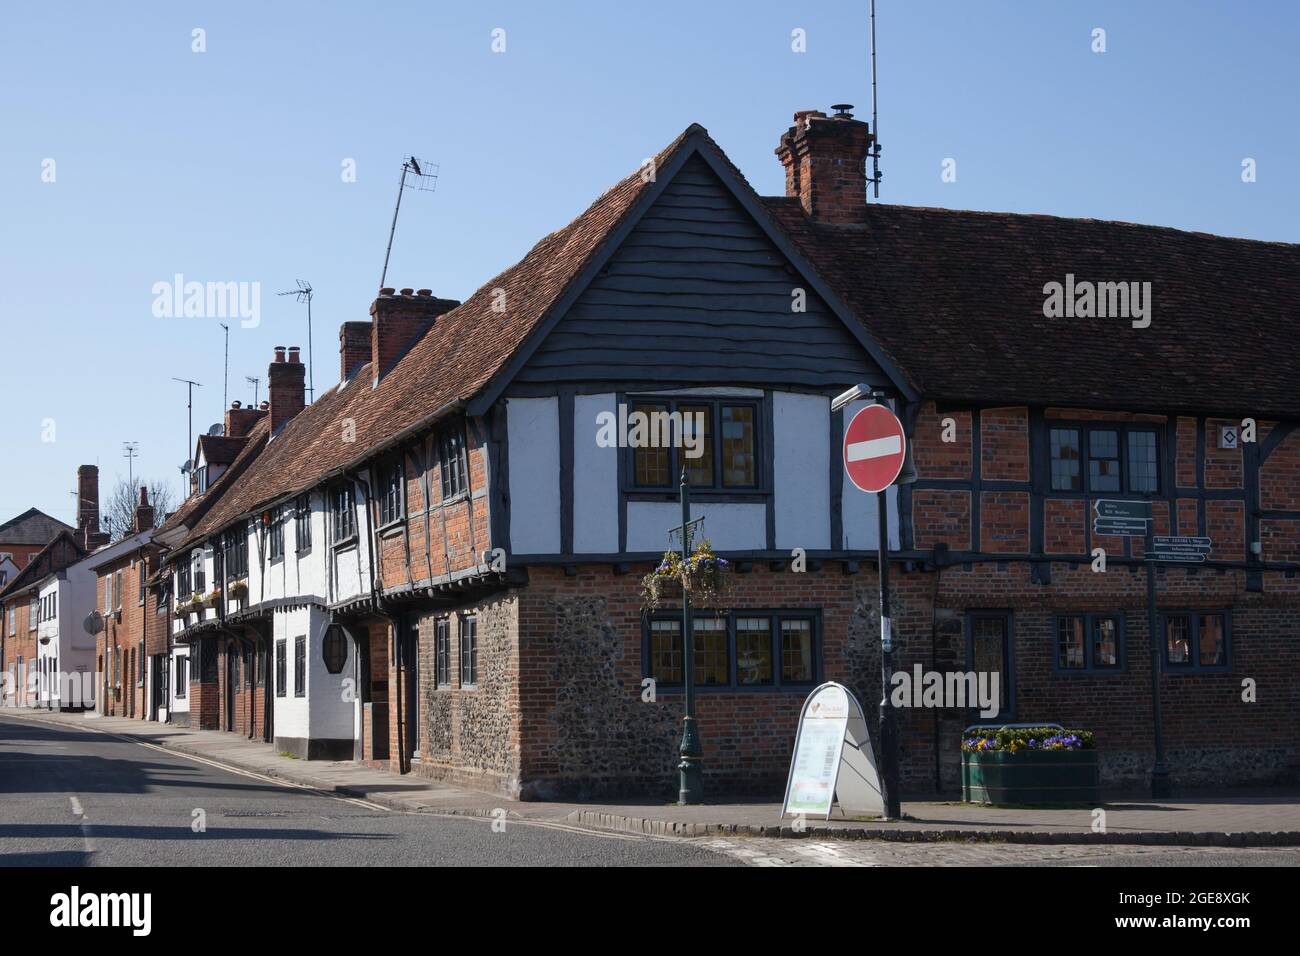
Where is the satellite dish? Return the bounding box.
[83,610,104,635]
[208,423,224,436]
[179,459,193,475]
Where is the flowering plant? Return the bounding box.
[228,580,248,600]
[640,540,733,611]
[961,727,1094,753]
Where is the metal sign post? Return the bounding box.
[836,388,912,821]
[1145,522,1172,798]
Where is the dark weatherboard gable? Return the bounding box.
[514,152,888,391]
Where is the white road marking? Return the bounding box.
[846,435,901,462]
[68,794,96,857]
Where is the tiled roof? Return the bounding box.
[764,198,1300,419]
[164,124,1300,559]
[168,126,702,555]
[198,433,247,467]
[0,530,86,600]
[0,508,74,547]
[157,422,266,548]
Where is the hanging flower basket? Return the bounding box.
[228,581,248,601]
[202,588,222,608]
[640,539,733,612]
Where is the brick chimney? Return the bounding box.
[775,105,875,224]
[133,486,155,534]
[340,320,372,382]
[76,465,110,550]
[268,346,306,435]
[370,288,460,385]
[224,400,266,438]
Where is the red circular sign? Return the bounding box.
[843,404,906,493]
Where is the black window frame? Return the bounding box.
[641,609,820,692]
[222,525,247,583]
[322,625,348,675]
[192,550,206,595]
[175,655,188,699]
[1052,612,1125,673]
[438,425,468,502]
[435,617,451,688]
[275,639,286,697]
[458,615,477,688]
[1047,421,1163,496]
[626,397,764,494]
[377,457,406,527]
[1161,610,1232,672]
[294,494,312,554]
[267,507,285,562]
[177,560,192,600]
[331,483,357,545]
[293,635,306,697]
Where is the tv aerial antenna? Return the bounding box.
[122,442,139,490]
[277,279,315,402]
[379,156,439,290]
[867,0,883,198]
[246,376,261,408]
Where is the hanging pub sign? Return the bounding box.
[781,682,884,820]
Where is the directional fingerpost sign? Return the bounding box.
[1094,500,1153,521]
[1149,535,1213,563]
[1093,499,1152,537]
[843,403,906,494]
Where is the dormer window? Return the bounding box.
[195,465,209,493]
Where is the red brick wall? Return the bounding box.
[980,408,1029,481]
[499,560,1299,799]
[377,423,492,594]
[1,594,39,705]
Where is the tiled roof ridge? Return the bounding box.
[763,194,1300,249]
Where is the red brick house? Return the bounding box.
[147,108,1298,799]
[0,508,75,576]
[88,488,166,720]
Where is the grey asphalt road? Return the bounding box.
[0,715,734,867]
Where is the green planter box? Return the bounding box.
[962,750,1099,805]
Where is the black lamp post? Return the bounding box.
[677,464,704,804]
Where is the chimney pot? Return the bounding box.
[369,291,461,384]
[399,288,414,296]
[416,289,432,297]
[379,287,396,296]
[268,345,306,434]
[776,106,874,224]
[260,401,269,410]
[339,320,372,382]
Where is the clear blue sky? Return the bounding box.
[2,1,1296,527]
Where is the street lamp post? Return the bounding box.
[676,465,704,804]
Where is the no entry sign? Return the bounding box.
[843,403,907,493]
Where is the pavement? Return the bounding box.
[6,708,1300,848]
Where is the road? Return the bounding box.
[3,714,1295,868]
[0,714,730,867]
